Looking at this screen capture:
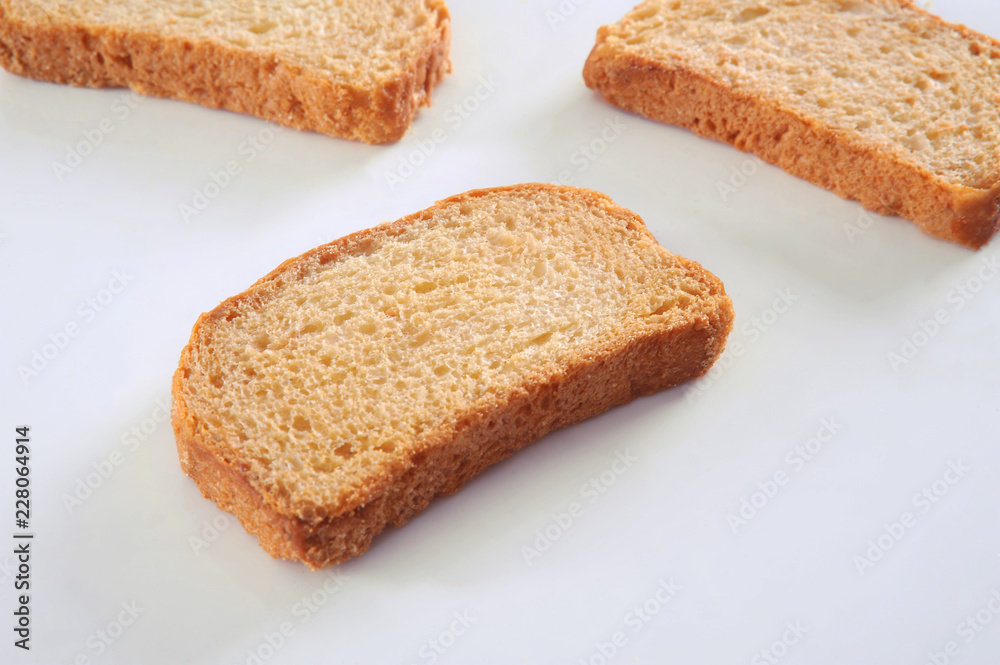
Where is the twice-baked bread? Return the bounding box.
[0,0,451,143]
[583,0,1000,249]
[171,184,734,568]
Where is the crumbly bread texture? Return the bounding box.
[0,0,451,143]
[171,184,734,568]
[584,0,1000,249]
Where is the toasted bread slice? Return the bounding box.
[171,184,734,568]
[0,0,451,143]
[584,0,1000,249]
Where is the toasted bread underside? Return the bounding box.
[0,0,451,143]
[583,0,1000,249]
[171,184,734,568]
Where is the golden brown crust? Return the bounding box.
[582,5,1000,250]
[171,183,734,568]
[0,2,451,144]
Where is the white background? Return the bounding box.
[2,1,1000,663]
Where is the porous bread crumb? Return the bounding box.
[172,184,734,566]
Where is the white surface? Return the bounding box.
[2,1,1000,663]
